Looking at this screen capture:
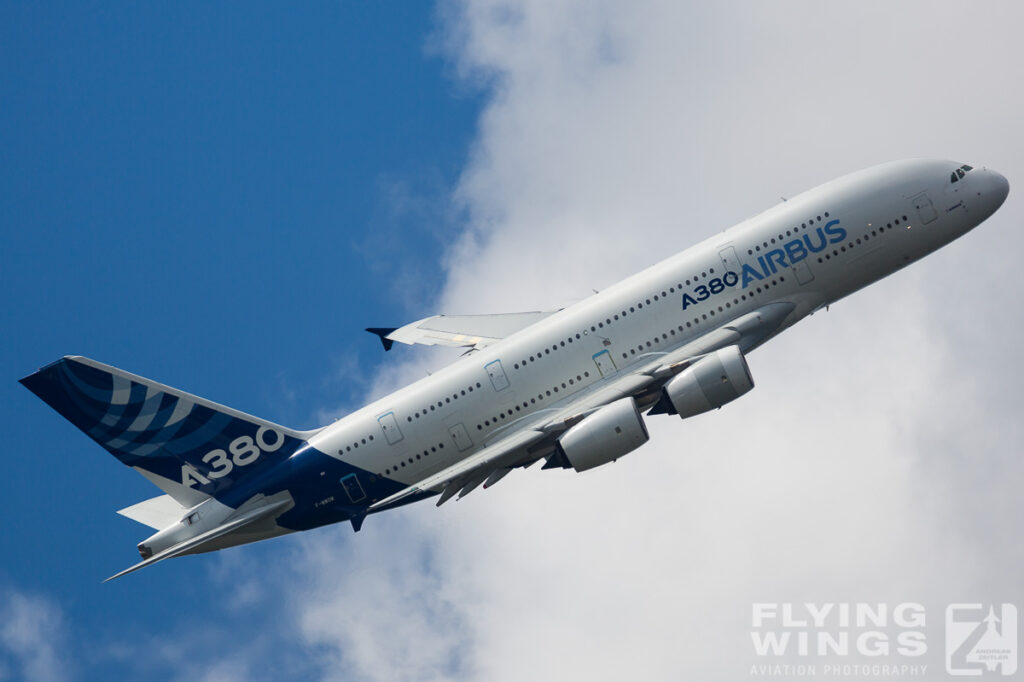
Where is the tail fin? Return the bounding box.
[21,356,317,507]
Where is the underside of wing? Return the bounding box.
[367,311,557,351]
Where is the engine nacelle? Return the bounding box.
[555,397,650,472]
[658,345,754,418]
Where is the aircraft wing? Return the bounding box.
[367,311,557,351]
[369,302,795,510]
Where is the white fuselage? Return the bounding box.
[309,159,1008,497]
[22,158,1008,575]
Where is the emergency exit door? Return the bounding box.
[593,349,617,377]
[340,473,366,503]
[377,411,404,445]
[485,359,510,391]
[719,245,742,276]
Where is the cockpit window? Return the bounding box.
[950,164,974,183]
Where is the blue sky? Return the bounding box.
[5,3,1024,680]
[3,4,479,679]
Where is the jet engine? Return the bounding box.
[655,345,754,418]
[554,397,650,472]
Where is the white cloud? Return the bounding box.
[0,588,68,682]
[286,516,471,682]
[278,2,1024,680]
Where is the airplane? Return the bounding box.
[20,158,1009,581]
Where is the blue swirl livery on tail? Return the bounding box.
[20,356,316,507]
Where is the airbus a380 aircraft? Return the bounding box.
[21,159,1009,580]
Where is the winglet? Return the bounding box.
[365,328,397,351]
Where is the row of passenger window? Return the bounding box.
[406,265,730,441]
[339,434,375,454]
[616,278,783,359]
[381,442,446,476]
[407,382,484,422]
[410,257,792,445]
[471,270,788,437]
[493,266,739,431]
[748,211,831,255]
[506,262,783,412]
[371,231,802,470]
[383,273,790,461]
[476,371,593,431]
[501,279,788,422]
[512,270,721,372]
[815,215,909,264]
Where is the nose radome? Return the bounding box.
[990,170,1010,207]
[973,168,1010,222]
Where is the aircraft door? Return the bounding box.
[377,411,404,445]
[593,349,617,377]
[485,359,510,391]
[448,423,474,451]
[718,246,742,278]
[792,260,815,285]
[340,473,367,503]
[911,192,938,224]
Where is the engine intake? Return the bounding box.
[656,345,754,418]
[554,397,650,472]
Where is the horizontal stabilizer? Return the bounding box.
[104,499,290,582]
[117,495,187,530]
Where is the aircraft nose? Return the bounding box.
[989,169,1010,208]
[974,168,1010,219]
